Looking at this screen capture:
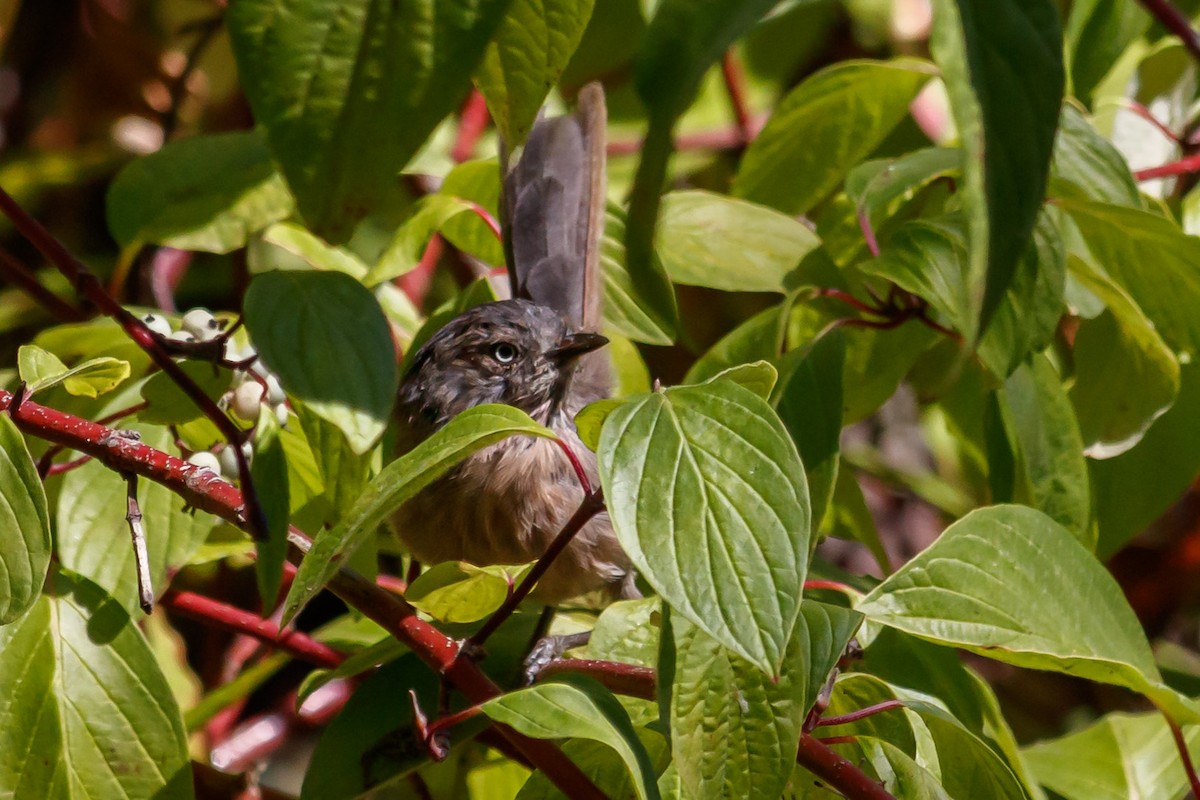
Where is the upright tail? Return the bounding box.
[500,83,607,334]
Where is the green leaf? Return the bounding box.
[1063,0,1150,104]
[139,361,231,425]
[516,732,670,800]
[258,222,371,279]
[1050,104,1142,208]
[366,194,474,286]
[57,425,215,614]
[436,159,507,265]
[283,404,554,623]
[600,201,678,346]
[475,0,596,145]
[655,190,823,293]
[734,59,935,214]
[228,0,511,240]
[1024,711,1200,800]
[1000,355,1091,544]
[0,569,193,799]
[684,301,790,386]
[929,0,1064,337]
[584,597,662,667]
[244,270,397,454]
[0,415,49,624]
[705,360,778,400]
[481,679,661,800]
[776,330,845,531]
[857,504,1200,724]
[976,211,1066,379]
[406,561,532,623]
[846,146,963,237]
[251,405,291,609]
[1067,257,1179,458]
[295,402,372,524]
[597,379,810,674]
[18,344,130,399]
[106,130,294,252]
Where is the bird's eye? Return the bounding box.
[491,342,518,364]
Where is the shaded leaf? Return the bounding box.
[600,201,678,346]
[245,270,397,453]
[0,414,49,623]
[228,0,512,240]
[139,361,231,426]
[1050,103,1142,207]
[107,130,294,252]
[251,405,291,609]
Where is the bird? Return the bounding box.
[390,84,639,604]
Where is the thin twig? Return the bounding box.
[857,207,882,258]
[816,700,905,728]
[161,15,224,139]
[0,247,86,322]
[466,490,606,650]
[1120,99,1182,143]
[1134,153,1200,181]
[44,454,92,477]
[721,50,755,145]
[1162,711,1200,799]
[124,473,155,614]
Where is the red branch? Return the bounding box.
[797,734,894,799]
[816,700,905,728]
[1134,153,1200,181]
[721,50,755,145]
[538,659,657,700]
[0,247,86,322]
[1137,0,1200,63]
[0,389,604,799]
[452,89,490,163]
[161,589,344,669]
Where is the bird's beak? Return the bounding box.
[549,331,609,362]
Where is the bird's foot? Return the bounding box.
[522,630,592,685]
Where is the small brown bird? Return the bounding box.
[391,84,638,603]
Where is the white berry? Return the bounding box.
[186,451,221,474]
[274,403,289,427]
[141,313,173,338]
[168,330,196,343]
[264,374,286,405]
[217,445,239,477]
[231,381,265,421]
[181,308,220,338]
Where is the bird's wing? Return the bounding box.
[500,82,607,331]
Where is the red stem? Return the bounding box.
[797,734,895,799]
[804,579,856,594]
[398,235,443,308]
[1163,711,1200,799]
[1121,99,1181,143]
[607,124,761,156]
[452,89,490,163]
[1134,153,1200,181]
[817,700,905,728]
[465,201,503,242]
[45,454,93,477]
[0,390,605,800]
[857,207,882,258]
[537,659,657,700]
[160,589,344,668]
[721,50,755,145]
[1136,0,1200,63]
[554,437,593,494]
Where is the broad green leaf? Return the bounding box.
[858,505,1200,724]
[294,402,371,524]
[776,330,845,532]
[57,425,215,614]
[600,201,678,346]
[655,190,823,293]
[1000,355,1091,544]
[670,615,805,800]
[228,0,511,240]
[0,414,49,623]
[1063,0,1150,104]
[0,569,193,799]
[976,212,1066,379]
[841,320,939,423]
[597,379,810,674]
[576,398,622,452]
[734,59,935,214]
[366,194,474,286]
[18,345,130,399]
[1050,104,1142,208]
[859,739,952,800]
[297,637,408,705]
[475,0,596,144]
[846,147,962,237]
[584,597,662,667]
[481,679,661,800]
[283,405,554,624]
[823,466,890,574]
[251,405,291,609]
[929,0,1064,337]
[106,130,294,252]
[1023,712,1200,800]
[1067,257,1179,458]
[1061,200,1200,552]
[244,270,397,453]
[139,361,231,425]
[406,561,533,623]
[625,0,777,336]
[258,222,371,279]
[516,732,670,800]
